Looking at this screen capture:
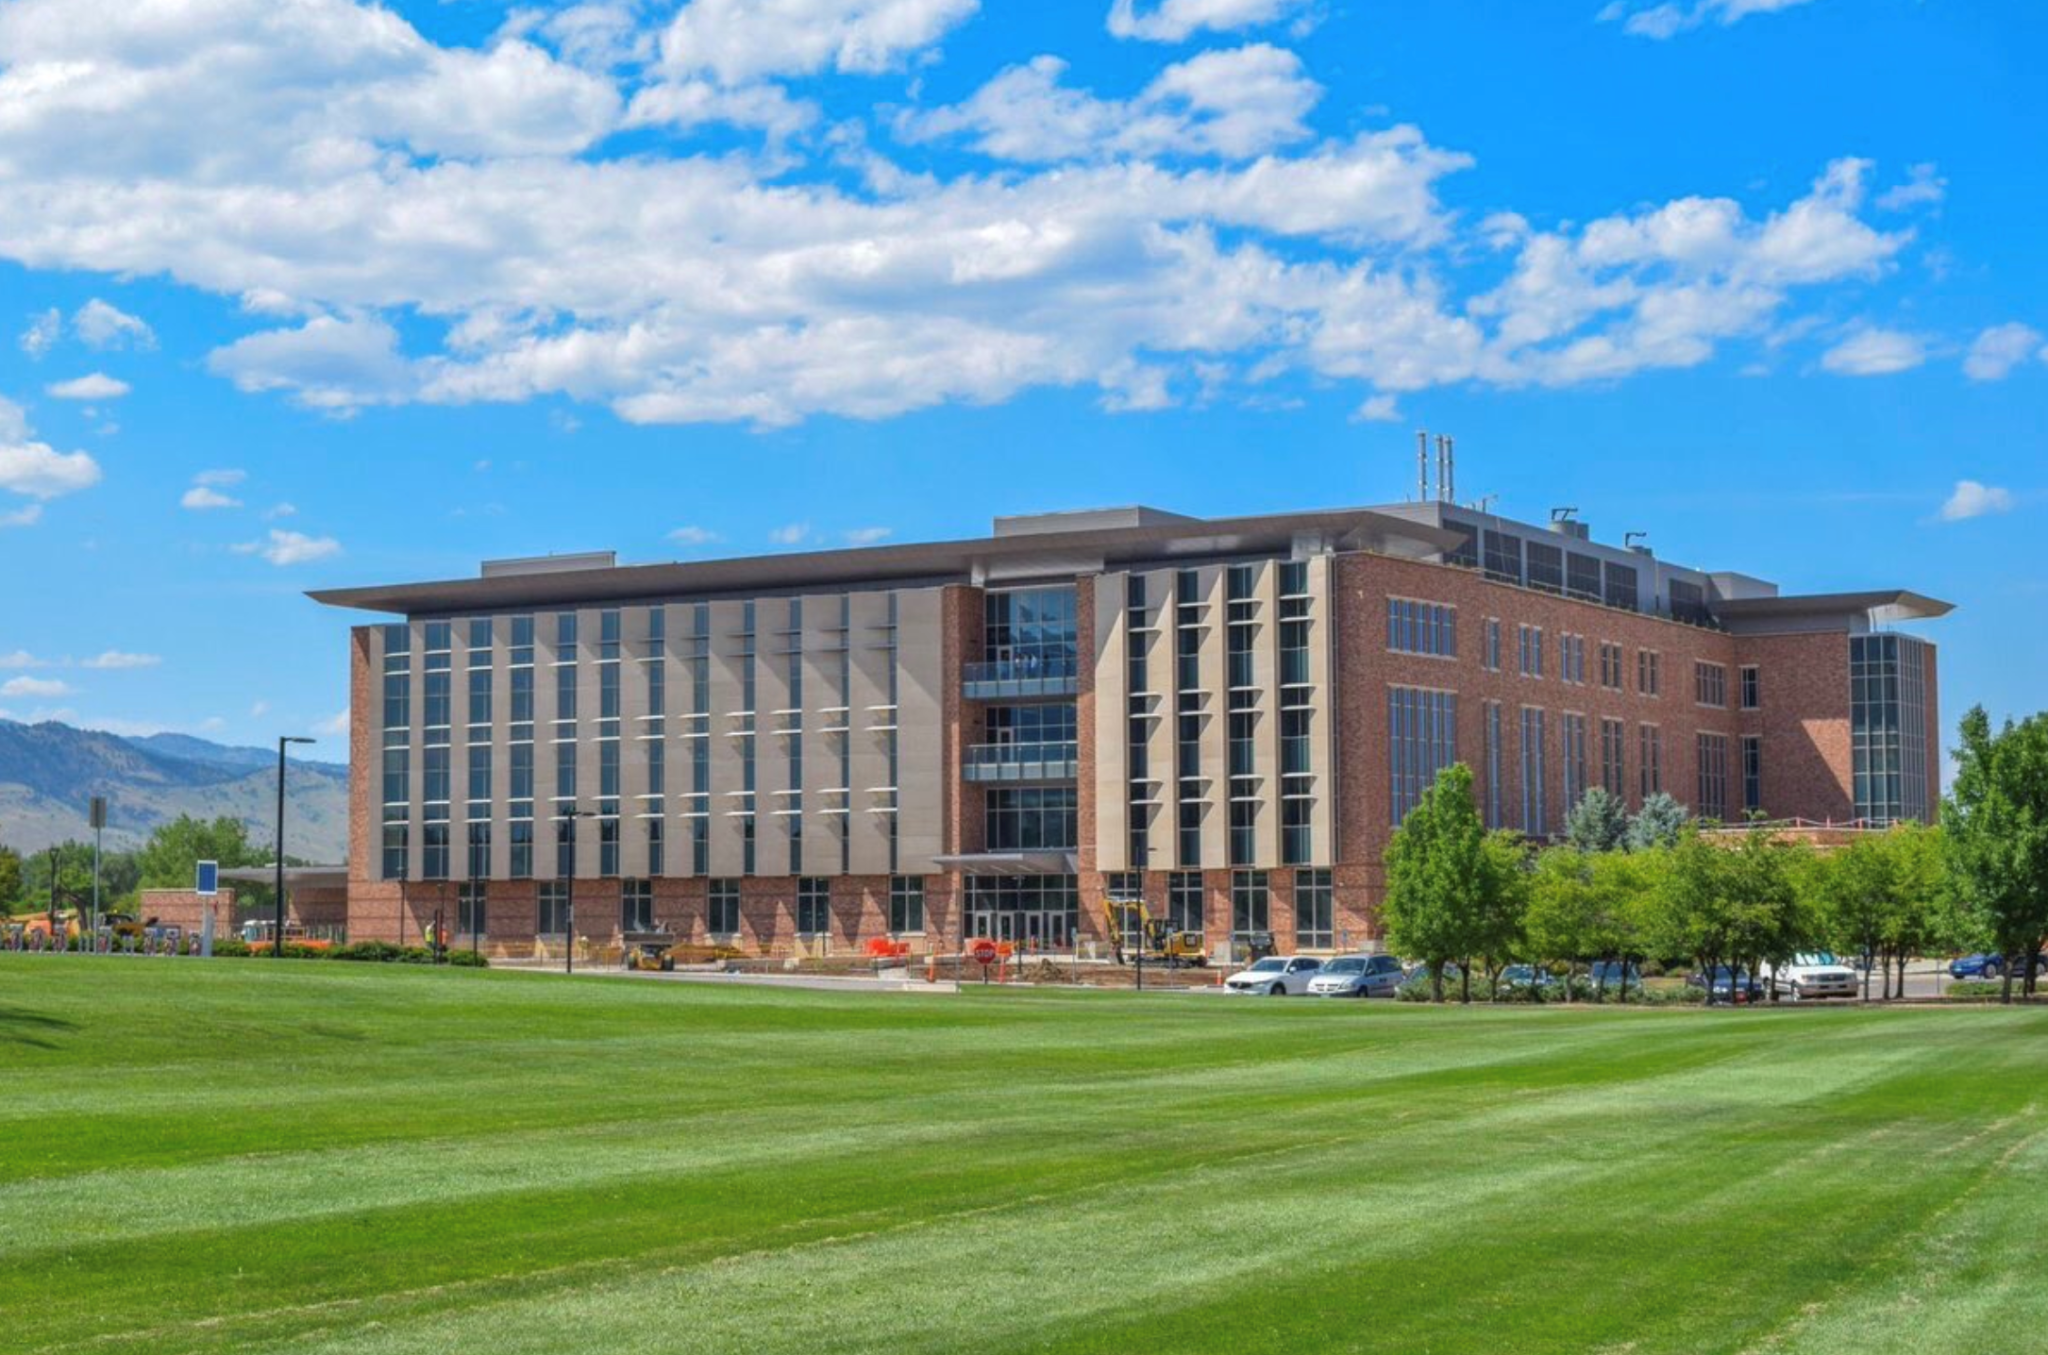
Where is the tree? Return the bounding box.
[1628,792,1690,852]
[1943,706,2048,1003]
[1469,831,1532,998]
[1644,831,1734,1002]
[1812,825,1947,1000]
[1723,831,1816,1001]
[1383,763,1490,1003]
[0,844,21,914]
[1566,786,1630,854]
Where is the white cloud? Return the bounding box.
[194,468,247,487]
[207,314,414,412]
[844,526,892,544]
[72,299,155,350]
[903,45,1320,162]
[313,708,350,738]
[1600,0,1819,40]
[1819,325,1926,377]
[0,503,42,528]
[1962,323,2044,382]
[250,699,271,718]
[1107,0,1312,43]
[0,650,51,668]
[19,308,61,358]
[2,675,72,698]
[0,395,103,501]
[1353,393,1401,422]
[0,4,1928,426]
[181,485,243,510]
[656,0,980,84]
[81,650,161,670]
[233,528,342,565]
[768,522,812,545]
[45,372,130,400]
[1876,162,1945,212]
[1940,480,2015,522]
[667,524,721,546]
[264,501,299,519]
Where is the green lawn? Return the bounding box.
[3,960,2045,1355]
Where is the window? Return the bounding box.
[467,822,490,880]
[1637,649,1661,697]
[1669,578,1711,626]
[709,879,741,936]
[1231,869,1269,941]
[622,879,654,932]
[796,878,831,934]
[1561,713,1588,809]
[1388,686,1458,826]
[889,877,926,934]
[1518,625,1545,678]
[983,586,1079,677]
[1483,701,1505,829]
[1527,541,1564,594]
[1566,552,1602,603]
[1483,530,1523,585]
[1850,634,1930,826]
[1604,562,1639,612]
[1697,733,1729,821]
[510,821,533,879]
[1386,598,1457,657]
[381,824,408,881]
[1521,708,1548,836]
[1483,619,1502,672]
[1695,662,1728,708]
[1168,871,1204,933]
[458,881,486,937]
[1638,724,1663,798]
[1599,642,1624,691]
[537,881,570,936]
[421,823,449,881]
[1294,869,1333,949]
[1559,633,1586,685]
[985,787,1078,850]
[1600,718,1626,798]
[1740,665,1760,711]
[1742,735,1763,815]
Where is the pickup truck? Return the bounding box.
[1761,953,1860,1001]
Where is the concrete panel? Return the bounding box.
[801,593,849,876]
[1307,553,1336,865]
[754,597,798,877]
[1194,565,1227,871]
[1250,558,1281,867]
[1092,571,1129,872]
[706,599,750,876]
[847,590,897,875]
[895,587,946,872]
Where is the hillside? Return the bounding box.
[0,720,349,862]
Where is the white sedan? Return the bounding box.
[1224,956,1323,996]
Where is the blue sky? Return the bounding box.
[0,0,2041,764]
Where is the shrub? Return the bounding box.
[1947,980,2005,1000]
[1637,983,1708,1006]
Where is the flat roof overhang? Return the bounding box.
[932,851,1080,877]
[1716,590,1955,628]
[220,866,350,889]
[306,508,1465,617]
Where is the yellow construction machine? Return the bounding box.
[1104,898,1207,968]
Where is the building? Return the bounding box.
[309,490,1948,959]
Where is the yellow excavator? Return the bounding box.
[1104,898,1207,968]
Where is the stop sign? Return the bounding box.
[968,938,1000,967]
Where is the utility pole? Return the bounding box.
[89,795,106,941]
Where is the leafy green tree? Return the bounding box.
[1723,831,1816,1001]
[0,844,21,914]
[1644,830,1735,1002]
[1527,845,1649,1000]
[1943,706,2048,1003]
[1383,763,1489,1003]
[136,814,264,889]
[1566,786,1630,854]
[1812,824,1946,1000]
[1628,792,1690,851]
[1469,831,1532,998]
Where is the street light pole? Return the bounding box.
[275,736,315,957]
[560,807,590,975]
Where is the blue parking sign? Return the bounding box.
[196,860,219,897]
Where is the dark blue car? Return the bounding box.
[1950,953,2048,980]
[1695,965,1765,1003]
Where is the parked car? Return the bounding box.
[1306,954,1405,998]
[1224,955,1322,996]
[1587,960,1643,992]
[1762,953,1859,1001]
[1949,952,2048,981]
[1695,965,1765,1003]
[1497,964,1560,994]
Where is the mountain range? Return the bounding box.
[0,720,350,862]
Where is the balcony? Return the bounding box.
[962,740,1079,783]
[962,655,1079,700]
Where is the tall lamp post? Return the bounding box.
[559,807,590,974]
[275,737,316,957]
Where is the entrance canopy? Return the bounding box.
[933,851,1078,877]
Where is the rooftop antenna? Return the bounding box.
[1551,506,1579,523]
[1474,494,1498,514]
[1443,435,1456,504]
[1414,430,1430,503]
[1625,531,1649,551]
